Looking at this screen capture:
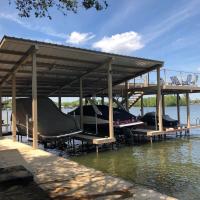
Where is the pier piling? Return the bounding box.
[12,74,16,142]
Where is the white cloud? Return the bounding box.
[66,31,95,45]
[0,12,95,46]
[143,0,200,43]
[92,31,144,54]
[42,38,63,45]
[197,67,200,72]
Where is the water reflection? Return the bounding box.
[72,132,200,200]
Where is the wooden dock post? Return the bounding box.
[108,60,114,139]
[141,95,144,116]
[150,136,153,144]
[0,86,2,138]
[176,93,180,126]
[125,81,129,111]
[32,49,38,149]
[80,78,83,130]
[101,96,104,105]
[12,74,17,142]
[186,93,190,132]
[162,94,165,116]
[58,90,62,111]
[157,66,163,131]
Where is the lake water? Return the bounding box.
[72,132,200,200]
[2,104,200,125]
[2,105,200,199]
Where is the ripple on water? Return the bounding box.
[72,133,200,200]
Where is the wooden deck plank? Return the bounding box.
[74,133,116,145]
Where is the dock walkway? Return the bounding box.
[0,138,176,200]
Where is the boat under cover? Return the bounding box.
[140,112,178,128]
[69,105,143,137]
[16,97,81,140]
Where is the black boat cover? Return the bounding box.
[16,97,81,139]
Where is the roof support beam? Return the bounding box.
[95,64,162,96]
[32,50,38,149]
[186,93,190,129]
[0,49,25,55]
[157,66,163,132]
[0,49,158,70]
[0,49,99,65]
[79,78,83,130]
[113,64,162,87]
[49,58,113,96]
[125,81,129,111]
[0,45,38,86]
[0,60,17,65]
[12,74,16,142]
[108,60,114,139]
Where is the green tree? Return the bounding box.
[9,0,108,19]
[134,95,189,107]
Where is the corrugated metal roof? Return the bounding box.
[0,36,163,97]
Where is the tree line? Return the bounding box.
[1,95,199,110]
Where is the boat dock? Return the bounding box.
[0,138,176,200]
[0,36,164,149]
[0,36,200,147]
[73,134,116,153]
[132,126,190,143]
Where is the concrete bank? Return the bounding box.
[0,138,176,200]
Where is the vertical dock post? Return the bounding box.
[101,96,104,105]
[141,95,144,116]
[80,78,83,130]
[186,93,190,132]
[162,94,165,116]
[157,66,163,131]
[177,93,180,126]
[32,48,38,149]
[58,90,62,111]
[12,74,17,142]
[108,60,114,139]
[0,87,2,138]
[125,81,129,111]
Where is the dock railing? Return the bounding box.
[129,69,200,87]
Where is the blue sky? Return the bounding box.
[0,0,200,100]
[1,0,200,70]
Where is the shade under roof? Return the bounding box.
[0,36,163,97]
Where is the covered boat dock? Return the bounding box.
[0,36,164,149]
[110,69,200,142]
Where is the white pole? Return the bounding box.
[80,78,83,130]
[186,93,190,128]
[58,90,62,111]
[157,66,163,131]
[177,94,180,126]
[32,50,38,149]
[141,95,144,116]
[162,94,165,116]
[108,61,114,138]
[12,75,17,142]
[125,81,129,111]
[101,97,104,105]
